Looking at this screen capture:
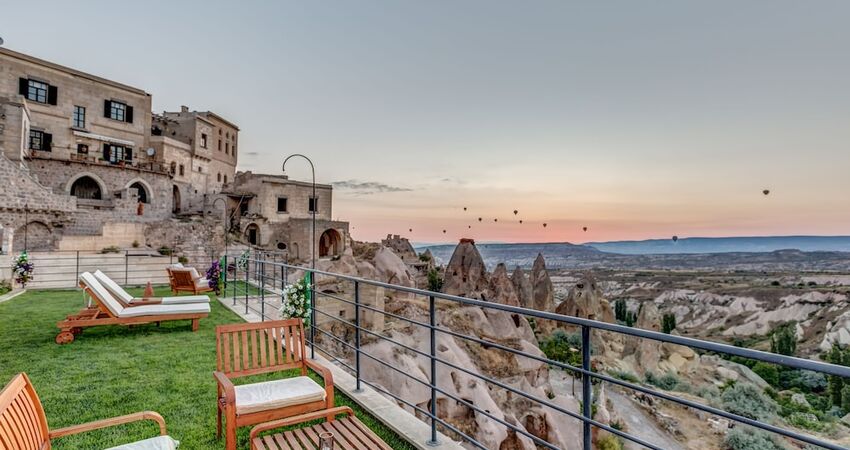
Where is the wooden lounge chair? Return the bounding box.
[214,319,334,450]
[55,272,210,344]
[94,270,210,306]
[249,407,393,450]
[168,266,214,295]
[0,372,179,449]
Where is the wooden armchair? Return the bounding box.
[168,267,213,295]
[214,319,334,450]
[0,372,178,449]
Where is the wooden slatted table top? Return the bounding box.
[251,415,393,450]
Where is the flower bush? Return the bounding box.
[12,251,34,288]
[206,259,223,295]
[280,276,311,326]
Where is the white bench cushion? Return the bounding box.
[234,376,326,415]
[94,269,209,305]
[118,302,210,318]
[80,272,125,317]
[105,435,179,450]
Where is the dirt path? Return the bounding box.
[606,388,685,450]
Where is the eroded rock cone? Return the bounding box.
[624,301,663,372]
[442,239,489,298]
[554,272,614,323]
[511,266,533,309]
[488,263,521,306]
[531,254,554,312]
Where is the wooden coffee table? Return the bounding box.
[250,407,393,450]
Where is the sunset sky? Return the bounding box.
[3,1,849,244]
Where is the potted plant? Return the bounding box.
[12,251,34,288]
[280,276,311,326]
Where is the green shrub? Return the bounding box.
[539,329,585,368]
[158,246,173,256]
[131,240,140,248]
[614,299,627,322]
[596,434,623,450]
[427,268,443,292]
[0,280,11,295]
[788,412,824,432]
[608,370,639,383]
[724,427,785,450]
[418,253,431,262]
[770,323,797,356]
[752,362,780,387]
[177,256,189,265]
[624,310,637,327]
[100,246,121,254]
[645,371,680,391]
[721,383,778,421]
[661,313,676,334]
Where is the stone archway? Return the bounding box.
[70,175,104,200]
[172,185,181,213]
[318,229,342,257]
[126,178,152,204]
[13,221,53,251]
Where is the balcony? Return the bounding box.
[29,151,170,175]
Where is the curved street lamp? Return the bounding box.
[281,154,316,270]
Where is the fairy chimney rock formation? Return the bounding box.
[624,301,663,371]
[531,254,555,312]
[554,272,615,323]
[442,239,489,298]
[488,263,521,306]
[511,266,534,309]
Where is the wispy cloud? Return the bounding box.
[332,179,413,195]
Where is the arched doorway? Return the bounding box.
[319,229,342,257]
[172,185,181,213]
[13,221,52,251]
[245,223,260,246]
[129,182,149,203]
[70,176,103,200]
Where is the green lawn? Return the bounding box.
[0,287,415,450]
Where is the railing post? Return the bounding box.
[222,254,227,296]
[74,251,79,288]
[581,325,592,450]
[260,259,266,321]
[309,270,315,359]
[124,250,129,285]
[244,257,249,315]
[427,294,439,447]
[354,280,362,392]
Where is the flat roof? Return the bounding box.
[0,47,149,96]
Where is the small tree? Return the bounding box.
[624,310,637,327]
[427,268,443,292]
[614,299,627,322]
[720,383,778,421]
[661,313,676,334]
[769,323,797,356]
[752,362,779,387]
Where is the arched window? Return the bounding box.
[70,176,102,200]
[217,173,222,182]
[129,182,149,203]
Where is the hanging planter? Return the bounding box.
[12,251,34,288]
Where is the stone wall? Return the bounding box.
[229,172,334,222]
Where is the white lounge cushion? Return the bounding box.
[93,270,209,305]
[117,302,210,318]
[170,263,184,269]
[194,278,210,289]
[80,272,125,317]
[105,435,179,450]
[234,377,326,415]
[188,268,201,280]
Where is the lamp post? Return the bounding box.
[281,154,316,270]
[282,154,317,359]
[23,203,28,252]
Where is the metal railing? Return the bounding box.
[232,254,850,450]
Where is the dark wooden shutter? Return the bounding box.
[42,133,53,151]
[104,100,111,118]
[125,147,133,161]
[47,85,58,105]
[18,78,28,96]
[103,143,110,160]
[125,105,133,123]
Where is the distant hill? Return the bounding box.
[417,238,850,271]
[585,235,850,255]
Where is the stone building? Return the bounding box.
[220,172,350,261]
[151,107,238,214]
[0,46,238,254]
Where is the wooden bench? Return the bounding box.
[168,267,214,295]
[250,407,392,450]
[0,372,177,449]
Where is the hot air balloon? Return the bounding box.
[583,227,588,232]
[409,228,413,233]
[442,230,447,234]
[478,217,482,222]
[672,235,679,243]
[519,220,523,224]
[463,207,467,211]
[468,225,472,229]
[763,189,770,196]
[494,218,498,222]
[513,210,518,215]
[543,223,548,228]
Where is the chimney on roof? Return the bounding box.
[180,105,189,113]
